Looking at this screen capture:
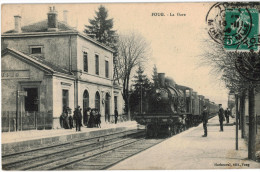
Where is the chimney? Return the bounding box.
[14,15,22,33]
[63,10,68,24]
[158,73,165,87]
[47,6,58,31]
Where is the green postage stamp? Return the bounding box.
[224,8,259,51]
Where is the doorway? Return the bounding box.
[105,93,110,122]
[24,88,39,112]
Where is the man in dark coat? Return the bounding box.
[218,104,224,132]
[73,108,78,130]
[224,109,228,123]
[68,114,73,129]
[202,105,208,137]
[114,108,119,124]
[225,108,230,123]
[74,106,82,131]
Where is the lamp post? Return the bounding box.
[235,92,239,150]
[229,90,238,150]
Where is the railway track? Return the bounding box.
[2,129,166,170]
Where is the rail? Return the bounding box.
[2,129,145,170]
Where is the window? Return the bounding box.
[95,54,99,75]
[62,89,69,109]
[114,96,118,110]
[31,48,41,54]
[30,46,43,54]
[83,90,89,112]
[105,60,109,78]
[95,92,100,112]
[83,52,88,72]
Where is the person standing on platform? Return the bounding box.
[86,107,91,126]
[114,108,118,124]
[88,109,95,128]
[83,108,87,126]
[218,104,224,132]
[73,108,77,128]
[225,108,230,124]
[74,106,82,131]
[67,107,73,129]
[78,107,83,131]
[83,107,90,127]
[68,113,73,129]
[202,105,208,137]
[73,108,78,131]
[224,109,228,124]
[96,110,101,128]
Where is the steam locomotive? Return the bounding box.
[135,73,218,137]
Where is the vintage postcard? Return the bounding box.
[1,1,260,170]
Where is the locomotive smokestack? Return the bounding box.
[158,73,165,87]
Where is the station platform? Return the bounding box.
[110,116,260,170]
[1,121,138,155]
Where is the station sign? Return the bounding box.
[2,70,30,79]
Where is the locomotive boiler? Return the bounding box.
[135,73,218,137]
[135,73,187,137]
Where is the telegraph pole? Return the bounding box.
[235,93,238,150]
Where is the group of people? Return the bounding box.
[60,106,73,130]
[201,104,233,137]
[84,108,101,128]
[60,106,102,132]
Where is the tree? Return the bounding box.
[84,5,120,84]
[84,5,116,46]
[116,32,150,118]
[201,37,260,161]
[130,64,152,113]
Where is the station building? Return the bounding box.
[1,7,123,131]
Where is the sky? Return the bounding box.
[1,2,229,107]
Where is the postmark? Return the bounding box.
[206,3,254,47]
[233,9,259,81]
[206,3,260,81]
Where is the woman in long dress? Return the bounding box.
[88,109,95,128]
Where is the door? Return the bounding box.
[83,90,89,125]
[24,88,39,112]
[22,87,39,130]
